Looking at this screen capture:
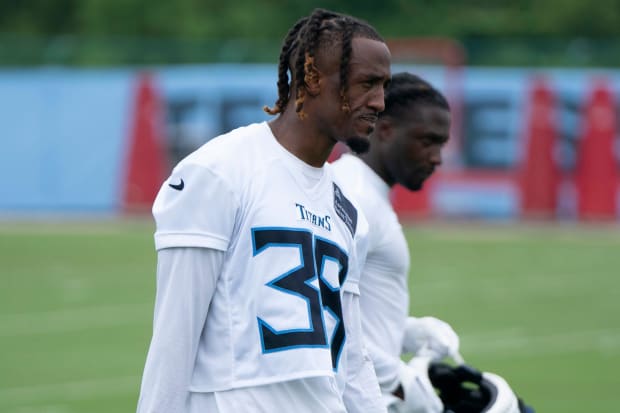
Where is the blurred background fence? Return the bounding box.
[1,1,620,221]
[2,52,619,220]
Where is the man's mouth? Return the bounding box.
[359,113,378,124]
[358,114,378,134]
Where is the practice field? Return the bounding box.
[1,219,618,412]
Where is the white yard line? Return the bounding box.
[0,376,140,406]
[0,304,152,336]
[461,327,620,356]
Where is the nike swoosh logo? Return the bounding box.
[168,179,184,191]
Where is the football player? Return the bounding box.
[332,72,457,413]
[136,8,391,413]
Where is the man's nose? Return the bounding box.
[430,146,442,166]
[369,86,385,113]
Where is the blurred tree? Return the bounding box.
[0,0,79,34]
[2,0,619,37]
[0,0,619,65]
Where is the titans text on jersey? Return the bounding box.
[295,203,332,231]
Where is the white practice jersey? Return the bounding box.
[150,122,373,395]
[331,154,411,393]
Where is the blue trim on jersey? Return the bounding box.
[262,245,316,334]
[251,226,310,256]
[251,227,350,368]
[314,234,349,289]
[252,226,329,354]
[314,235,349,371]
[317,255,343,291]
[323,305,347,371]
[257,318,330,353]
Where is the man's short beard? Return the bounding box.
[403,178,425,192]
[345,137,370,154]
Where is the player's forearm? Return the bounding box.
[365,340,405,394]
[341,292,387,413]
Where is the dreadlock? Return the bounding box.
[263,8,383,119]
[380,72,450,120]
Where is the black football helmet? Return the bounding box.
[428,362,535,413]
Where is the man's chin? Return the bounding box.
[405,180,425,192]
[344,136,370,154]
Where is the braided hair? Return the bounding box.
[264,8,384,119]
[380,72,450,120]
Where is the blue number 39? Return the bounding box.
[252,227,348,369]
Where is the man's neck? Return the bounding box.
[269,118,334,168]
[359,152,393,187]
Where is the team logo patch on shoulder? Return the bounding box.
[333,183,357,237]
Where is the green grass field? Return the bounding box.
[1,219,619,412]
